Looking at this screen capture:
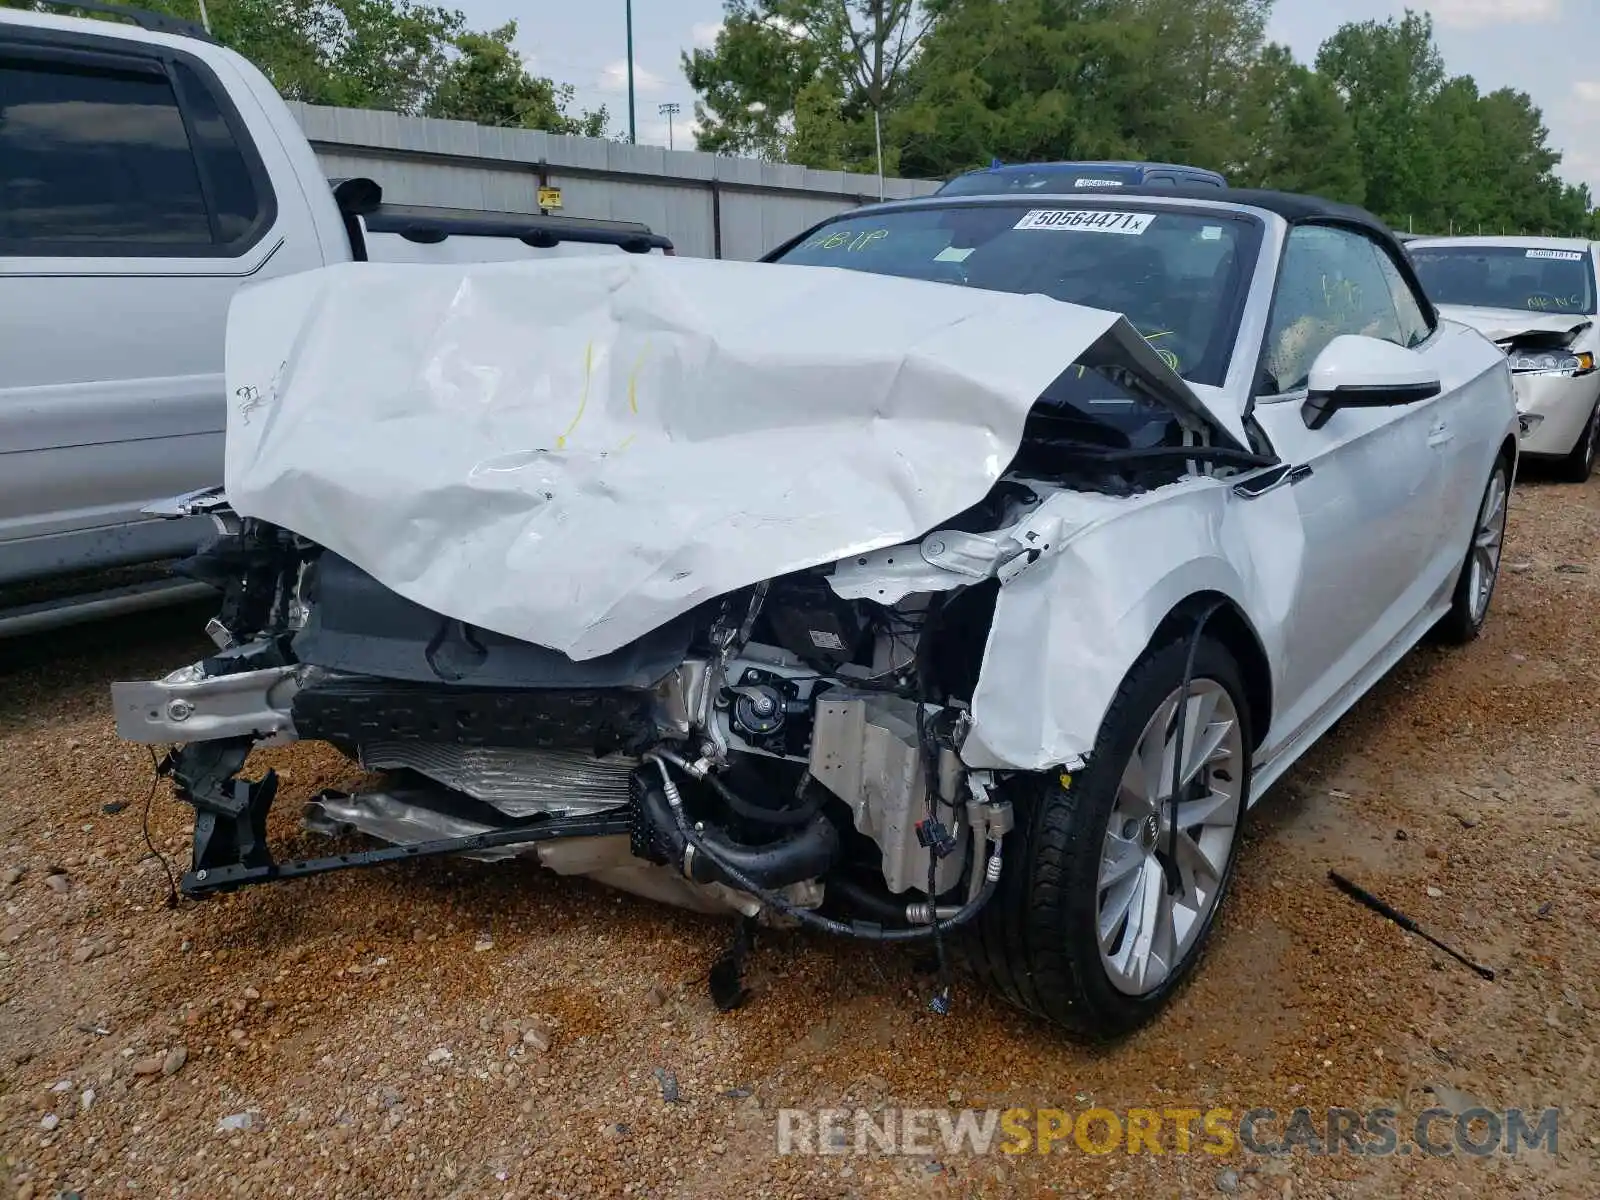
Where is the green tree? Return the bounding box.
[889,0,1271,180]
[1116,0,1273,172]
[1422,75,1489,232]
[215,0,468,113]
[683,6,827,159]
[787,76,853,169]
[1312,8,1590,235]
[684,0,933,166]
[1233,43,1364,203]
[891,0,1152,178]
[1471,86,1580,233]
[426,21,609,135]
[1314,9,1444,227]
[11,0,601,131]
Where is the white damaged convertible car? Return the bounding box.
[1409,236,1600,480]
[111,188,1520,1038]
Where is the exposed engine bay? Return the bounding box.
[112,479,1081,928]
[114,423,1246,945]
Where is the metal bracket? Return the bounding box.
[1232,462,1312,499]
[112,661,299,746]
[962,774,1013,902]
[169,739,274,880]
[167,735,638,897]
[182,812,632,898]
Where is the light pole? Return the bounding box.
[874,109,884,200]
[658,102,680,151]
[625,0,636,144]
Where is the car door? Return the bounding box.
[1245,223,1450,749]
[0,30,322,585]
[1365,236,1497,600]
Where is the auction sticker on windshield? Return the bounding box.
[1527,249,1584,261]
[1015,209,1154,235]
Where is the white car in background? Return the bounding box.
[1409,237,1600,480]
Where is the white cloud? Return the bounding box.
[1426,0,1560,30]
[597,60,667,95]
[512,27,539,65]
[1556,87,1600,192]
[1561,143,1600,192]
[638,116,702,151]
[1568,146,1600,171]
[772,16,810,38]
[687,15,804,45]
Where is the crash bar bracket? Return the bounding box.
[167,737,632,898]
[182,810,633,898]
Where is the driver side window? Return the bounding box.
[1260,225,1406,394]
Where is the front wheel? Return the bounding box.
[1559,400,1600,483]
[1434,457,1510,645]
[964,635,1252,1040]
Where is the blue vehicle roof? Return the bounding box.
[937,160,1227,194]
[974,161,1219,174]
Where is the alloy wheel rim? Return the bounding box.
[1467,469,1508,625]
[1096,679,1244,997]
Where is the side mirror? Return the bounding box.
[1301,335,1441,431]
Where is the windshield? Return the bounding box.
[939,166,1144,195]
[1409,245,1596,316]
[768,202,1261,386]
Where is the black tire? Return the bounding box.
[1558,400,1600,483]
[962,634,1252,1040]
[1434,455,1511,645]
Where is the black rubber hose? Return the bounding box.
[703,770,825,828]
[821,875,917,927]
[638,786,839,889]
[644,774,1001,943]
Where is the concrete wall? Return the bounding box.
[286,104,943,261]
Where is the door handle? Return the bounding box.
[1232,463,1313,499]
[1427,423,1454,448]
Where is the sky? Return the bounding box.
[455,0,1600,194]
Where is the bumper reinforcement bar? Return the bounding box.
[167,735,632,898]
[182,809,632,898]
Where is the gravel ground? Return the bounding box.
[2,471,1598,1199]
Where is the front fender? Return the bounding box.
[963,479,1294,771]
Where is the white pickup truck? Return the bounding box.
[0,1,673,635]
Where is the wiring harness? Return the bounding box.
[642,752,1008,945]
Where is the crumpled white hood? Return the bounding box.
[1438,303,1593,343]
[224,256,1128,660]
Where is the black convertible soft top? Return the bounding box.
[847,185,1396,242]
[1121,186,1391,234]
